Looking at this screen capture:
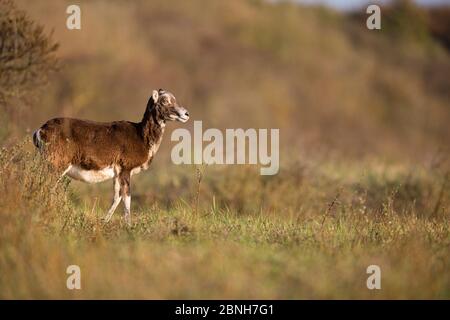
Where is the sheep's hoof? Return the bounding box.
[102,216,112,224]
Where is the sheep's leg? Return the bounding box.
[119,171,132,226]
[60,165,72,178]
[104,177,122,222]
[52,165,72,189]
[124,194,131,226]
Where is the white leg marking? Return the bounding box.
[124,195,131,226]
[104,177,122,222]
[61,165,72,177]
[54,165,72,186]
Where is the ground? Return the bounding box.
[0,141,448,299]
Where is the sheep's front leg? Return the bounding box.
[104,176,122,223]
[54,165,72,187]
[119,171,132,226]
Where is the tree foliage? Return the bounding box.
[0,0,58,105]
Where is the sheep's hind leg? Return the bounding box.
[104,177,122,223]
[119,171,132,226]
[124,193,131,226]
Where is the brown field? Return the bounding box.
[0,0,449,299]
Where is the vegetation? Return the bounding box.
[0,0,58,141]
[0,0,449,298]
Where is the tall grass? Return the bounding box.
[0,141,448,298]
[1,0,449,299]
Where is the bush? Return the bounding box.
[0,138,72,235]
[0,0,58,105]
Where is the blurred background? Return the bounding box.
[1,0,449,213]
[1,0,449,299]
[3,0,449,158]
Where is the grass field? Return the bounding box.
[0,139,448,299]
[1,0,449,299]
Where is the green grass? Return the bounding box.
[1,206,449,299]
[0,141,448,299]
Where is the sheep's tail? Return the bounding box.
[33,128,44,150]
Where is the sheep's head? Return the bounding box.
[152,89,189,123]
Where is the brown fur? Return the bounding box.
[38,116,162,172]
[33,89,189,224]
[35,89,184,172]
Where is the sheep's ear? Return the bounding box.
[152,90,159,103]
